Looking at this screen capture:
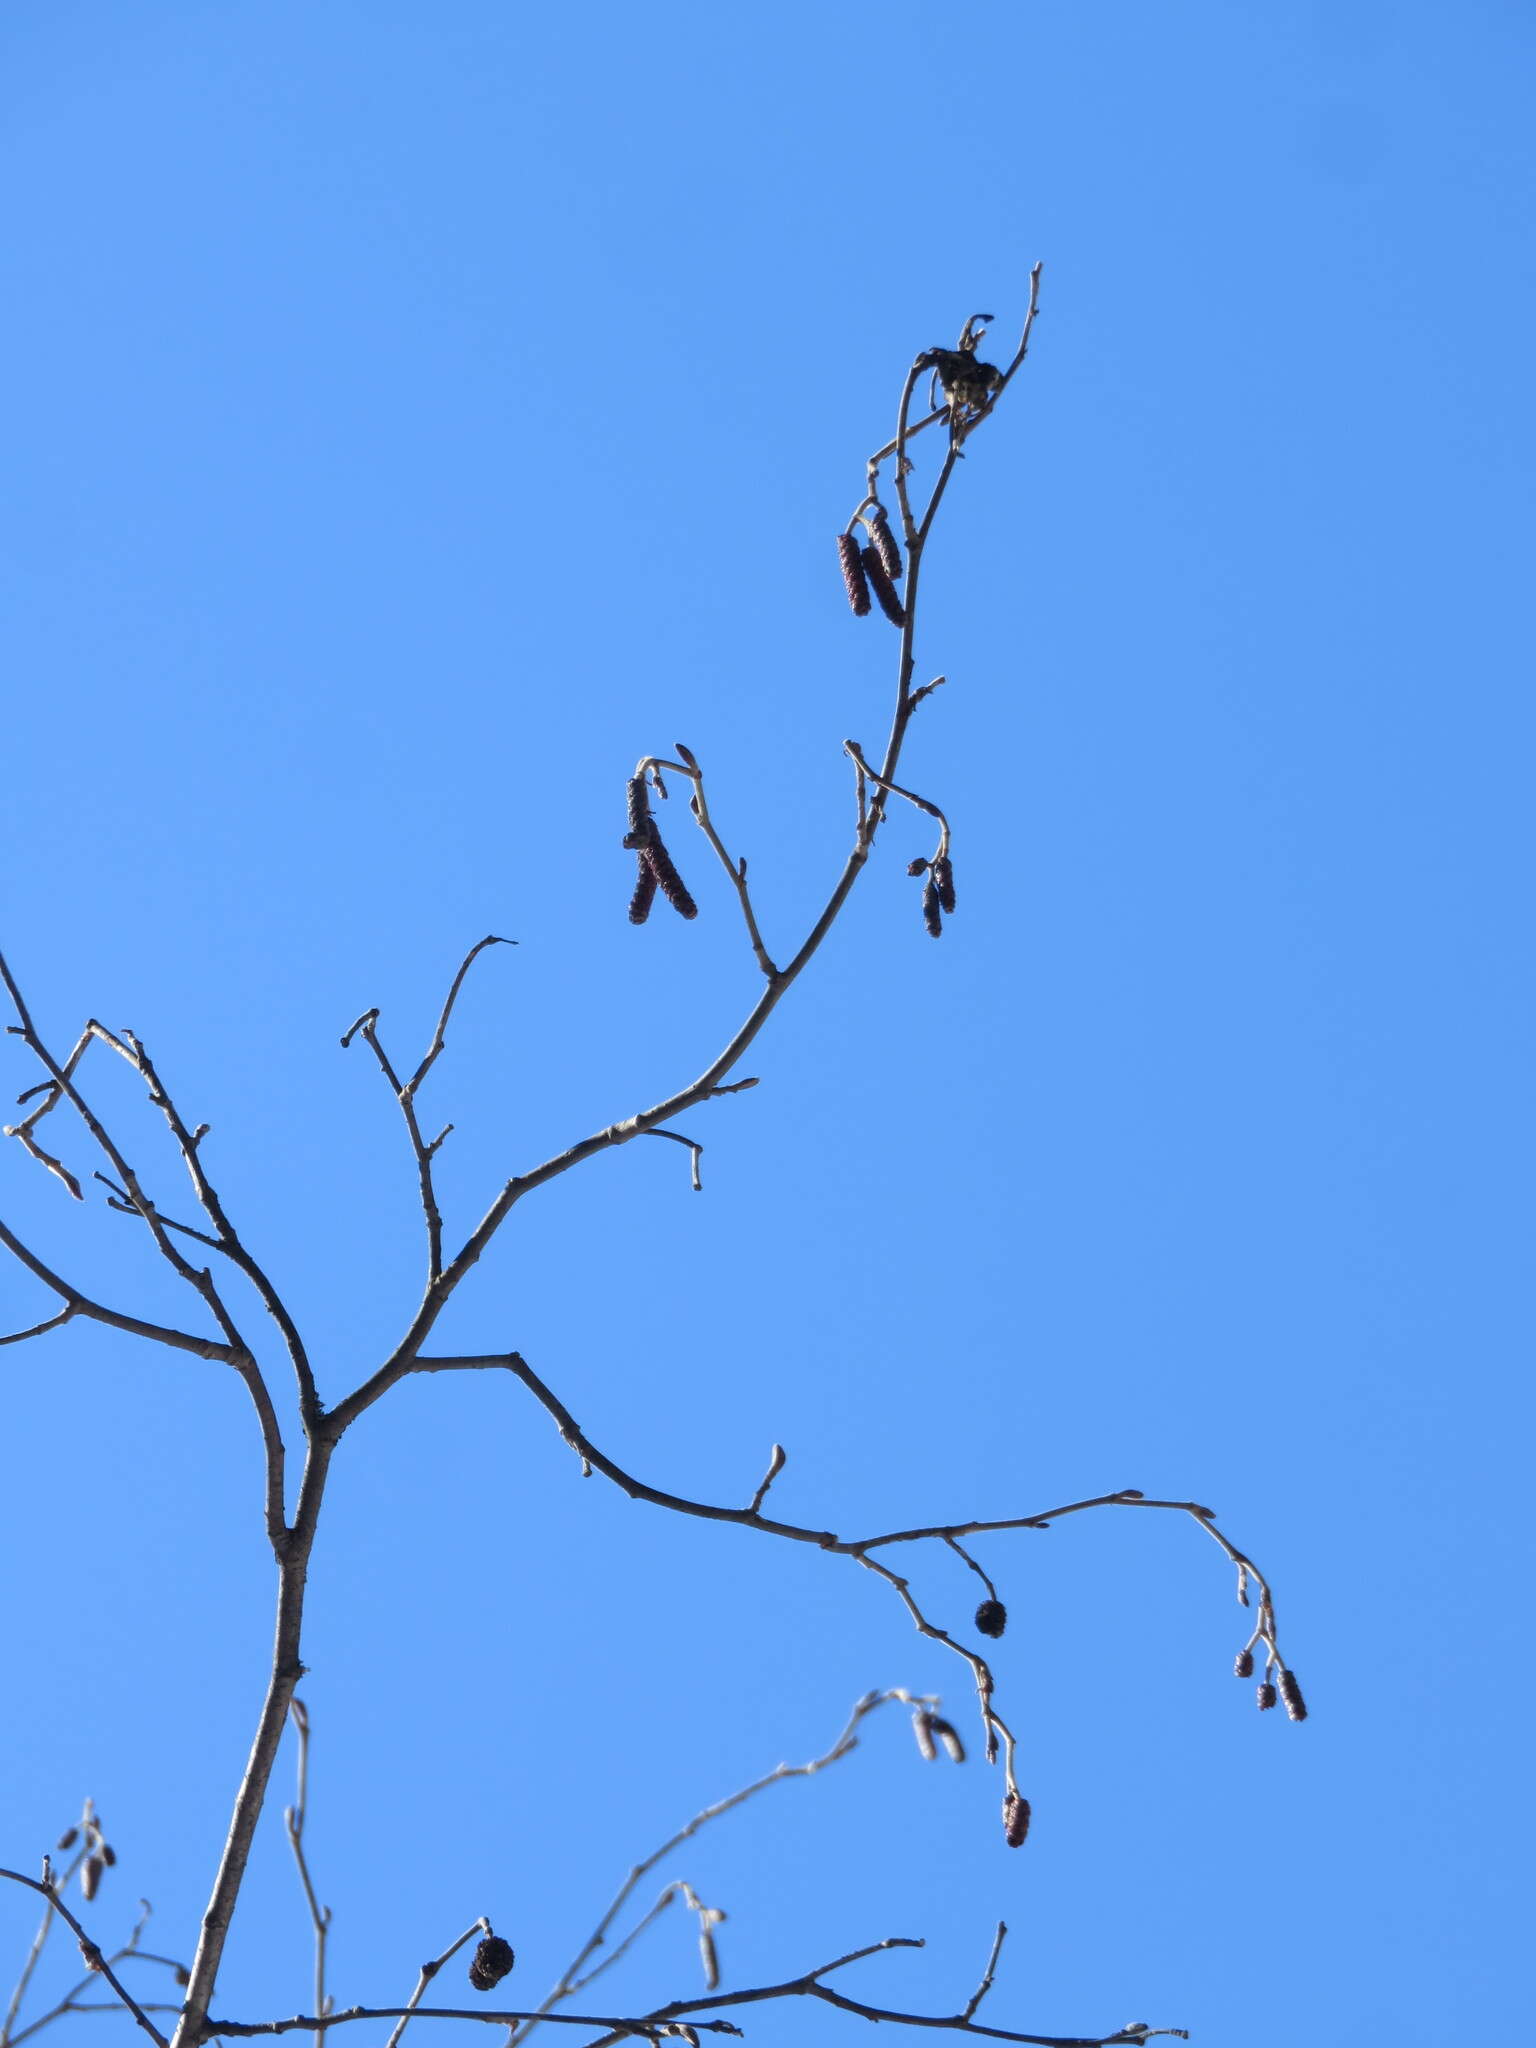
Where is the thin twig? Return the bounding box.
[643,1129,703,1193]
[208,1932,1184,2047]
[407,1354,1296,1781]
[282,1703,332,2047]
[0,1872,168,2048]
[640,753,777,980]
[516,1691,927,2044]
[383,1918,489,2048]
[341,938,513,1284]
[962,1925,1008,2023]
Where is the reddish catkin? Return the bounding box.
[623,775,652,847]
[81,1856,104,1902]
[1002,1791,1031,1848]
[861,543,907,626]
[468,1936,516,1991]
[975,1598,1007,1638]
[628,857,659,925]
[922,876,943,937]
[869,509,903,581]
[1234,1648,1255,1679]
[644,837,699,920]
[1257,1682,1278,1712]
[930,1716,966,1764]
[933,855,956,914]
[1278,1670,1309,1722]
[836,533,872,616]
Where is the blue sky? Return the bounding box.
[1,5,1531,2046]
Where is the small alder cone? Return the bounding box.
[1278,1670,1309,1723]
[628,857,659,925]
[922,876,943,937]
[975,1597,1007,1638]
[869,509,903,581]
[861,543,907,627]
[1233,1647,1255,1679]
[1002,1790,1031,1848]
[1257,1681,1278,1712]
[468,1935,516,1992]
[837,532,872,616]
[933,855,956,914]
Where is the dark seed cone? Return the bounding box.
[906,857,929,877]
[922,877,943,937]
[1257,1682,1278,1712]
[1002,1791,1031,1848]
[975,1598,1007,1638]
[468,1935,516,1991]
[861,544,906,627]
[623,776,653,849]
[934,856,956,915]
[930,1715,966,1764]
[628,856,658,925]
[644,837,699,920]
[1278,1670,1309,1723]
[837,533,872,617]
[913,1711,938,1761]
[101,1845,117,1867]
[1234,1648,1255,1679]
[869,510,903,581]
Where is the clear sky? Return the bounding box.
[1,6,1531,2047]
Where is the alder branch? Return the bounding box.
[208,1935,1185,2048]
[341,935,514,1285]
[636,751,776,979]
[407,1352,1301,1798]
[0,1872,167,2048]
[0,956,313,1420]
[326,283,1045,1434]
[518,1689,936,2042]
[383,1919,490,2048]
[282,1704,332,2047]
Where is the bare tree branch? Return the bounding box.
[207,1934,1185,2048]
[383,1918,490,2048]
[282,1704,332,2047]
[0,1871,168,2048]
[341,937,514,1285]
[518,1690,935,2043]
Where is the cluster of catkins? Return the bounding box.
[624,774,697,925]
[836,507,907,627]
[908,852,957,938]
[468,1932,516,1991]
[1233,1644,1308,1721]
[55,1813,118,1905]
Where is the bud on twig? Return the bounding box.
[933,855,956,914]
[55,1828,78,1852]
[837,533,872,616]
[922,877,943,937]
[1002,1791,1031,1848]
[1256,1682,1278,1712]
[1233,1648,1254,1679]
[869,509,903,581]
[468,1935,516,1991]
[1277,1670,1308,1722]
[629,857,659,925]
[861,544,906,627]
